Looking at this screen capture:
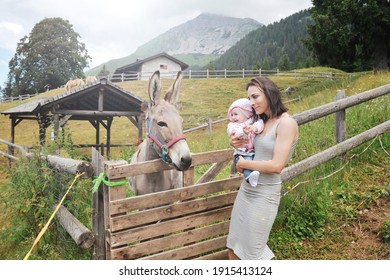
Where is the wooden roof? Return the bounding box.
[1,78,146,120]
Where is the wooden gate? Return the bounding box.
[103,149,237,260]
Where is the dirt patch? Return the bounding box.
[301,197,390,259]
[343,197,390,259]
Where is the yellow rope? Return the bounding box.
[23,172,84,260]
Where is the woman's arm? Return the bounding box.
[236,117,298,174]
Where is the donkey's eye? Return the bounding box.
[157,121,168,127]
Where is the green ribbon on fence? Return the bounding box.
[92,172,128,193]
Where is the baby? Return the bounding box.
[227,98,264,187]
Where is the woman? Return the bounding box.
[226,76,298,260]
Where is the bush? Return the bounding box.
[4,153,92,259]
[378,221,390,243]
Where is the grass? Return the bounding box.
[0,67,389,259]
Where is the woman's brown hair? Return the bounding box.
[246,76,287,123]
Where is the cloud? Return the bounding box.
[0,21,24,50]
[0,0,313,85]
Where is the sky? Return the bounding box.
[0,0,313,87]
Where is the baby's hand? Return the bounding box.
[234,131,245,138]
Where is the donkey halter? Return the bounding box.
[145,117,187,163]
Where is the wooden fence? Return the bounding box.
[95,84,389,260]
[0,93,39,104]
[109,69,353,82]
[0,69,351,105]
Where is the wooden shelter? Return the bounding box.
[1,78,146,158]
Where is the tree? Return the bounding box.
[277,52,291,70]
[262,56,271,70]
[306,0,390,73]
[211,10,313,71]
[97,64,110,77]
[2,17,90,97]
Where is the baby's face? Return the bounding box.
[231,108,247,123]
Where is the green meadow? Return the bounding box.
[0,68,389,259]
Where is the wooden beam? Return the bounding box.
[282,120,390,182]
[59,115,72,127]
[53,109,142,116]
[106,118,112,159]
[0,150,19,161]
[335,90,346,143]
[98,88,104,112]
[196,161,229,184]
[127,115,137,127]
[105,149,233,179]
[45,155,94,178]
[54,205,95,249]
[292,84,390,125]
[0,139,28,156]
[11,117,16,144]
[91,148,106,260]
[53,114,59,140]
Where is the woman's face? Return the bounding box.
[247,85,270,116]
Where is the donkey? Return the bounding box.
[129,71,192,195]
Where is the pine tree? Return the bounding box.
[98,64,111,77]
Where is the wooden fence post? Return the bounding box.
[335,90,346,143]
[91,148,106,259]
[207,118,213,135]
[7,145,13,167]
[103,160,128,259]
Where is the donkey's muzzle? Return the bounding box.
[174,154,192,171]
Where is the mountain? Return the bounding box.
[86,13,262,75]
[209,9,314,70]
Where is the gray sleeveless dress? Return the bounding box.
[226,117,297,260]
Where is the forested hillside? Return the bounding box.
[208,10,314,70]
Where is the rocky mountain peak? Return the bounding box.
[135,13,262,56]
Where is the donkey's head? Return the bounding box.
[145,70,192,171]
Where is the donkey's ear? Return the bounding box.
[140,101,149,112]
[148,70,162,105]
[164,71,182,104]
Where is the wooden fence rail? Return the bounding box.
[0,93,39,104]
[108,69,354,82]
[97,85,389,260]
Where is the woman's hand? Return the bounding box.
[235,156,244,173]
[230,133,248,148]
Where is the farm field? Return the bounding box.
[0,68,389,260]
